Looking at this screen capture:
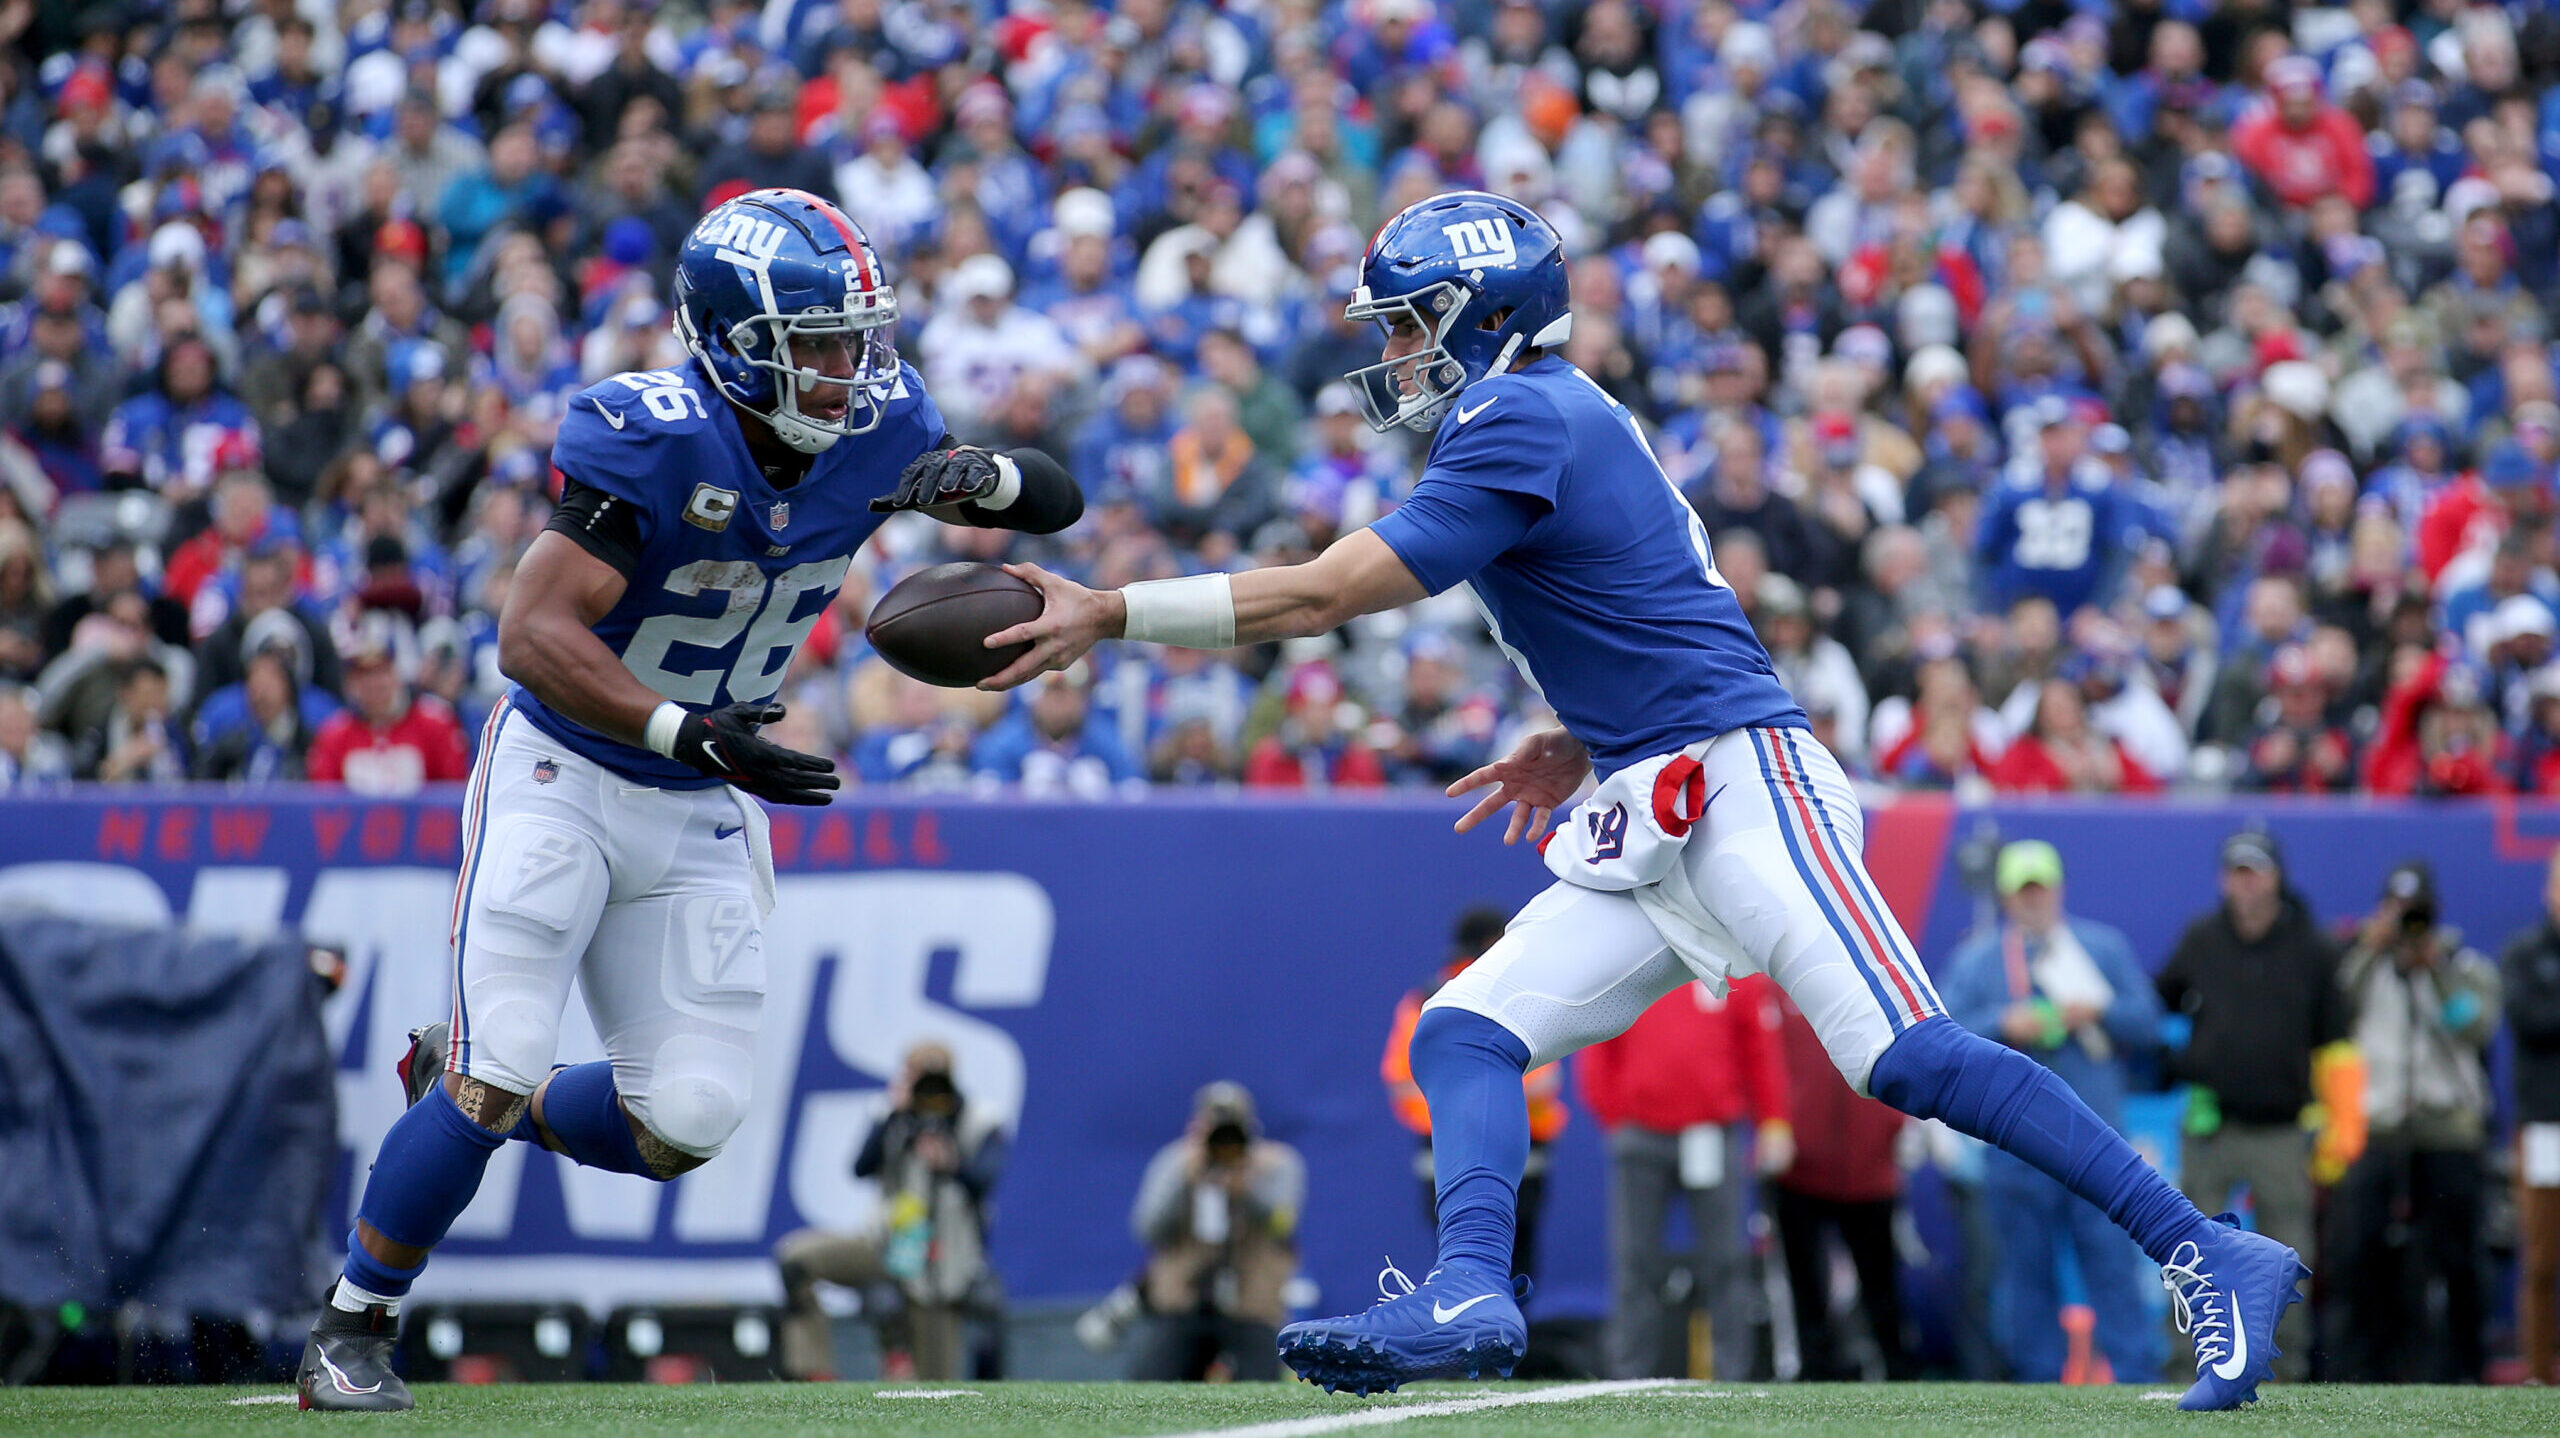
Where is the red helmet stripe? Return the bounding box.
[776,188,877,293]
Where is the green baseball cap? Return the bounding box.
[1996,840,2065,895]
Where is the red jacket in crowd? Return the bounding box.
[1576,975,1789,1135]
[1984,735,2160,794]
[1770,995,1905,1204]
[2230,103,2374,210]
[308,696,471,793]
[2417,473,2502,584]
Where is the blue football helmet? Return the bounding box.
[673,188,900,454]
[1343,191,1573,433]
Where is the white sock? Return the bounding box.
[331,1278,402,1316]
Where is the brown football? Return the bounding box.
[864,562,1045,687]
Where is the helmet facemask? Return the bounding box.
[699,290,902,454]
[1342,279,1526,434]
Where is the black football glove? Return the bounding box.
[870,446,1005,513]
[666,701,840,806]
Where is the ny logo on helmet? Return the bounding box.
[706,212,790,291]
[1442,217,1517,269]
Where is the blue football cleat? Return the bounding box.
[2160,1212,2309,1411]
[1278,1259,1528,1396]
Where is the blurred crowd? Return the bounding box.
[4,0,2560,795]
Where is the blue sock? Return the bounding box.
[534,1061,656,1177]
[346,1084,509,1296]
[1867,1017,2210,1266]
[1409,1007,1533,1279]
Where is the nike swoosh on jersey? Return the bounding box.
[2212,1299,2249,1380]
[1453,396,1498,425]
[592,397,627,430]
[714,823,743,840]
[1430,1293,1499,1324]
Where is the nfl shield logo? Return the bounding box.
[531,758,559,784]
[769,501,790,531]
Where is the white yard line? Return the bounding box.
[1145,1379,1688,1438]
[876,1389,984,1399]
[227,1394,297,1406]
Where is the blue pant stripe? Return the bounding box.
[1779,729,1941,1018]
[1749,729,1906,1036]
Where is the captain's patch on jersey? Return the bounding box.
[684,483,740,532]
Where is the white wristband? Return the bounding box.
[1121,573,1237,650]
[644,701,688,758]
[975,454,1023,511]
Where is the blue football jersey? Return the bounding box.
[510,357,943,786]
[1369,357,1804,778]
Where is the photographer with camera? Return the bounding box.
[773,1042,1009,1382]
[1126,1082,1305,1380]
[2327,860,2502,1382]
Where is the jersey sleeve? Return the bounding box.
[1369,378,1566,592]
[551,386,669,515]
[1369,475,1547,595]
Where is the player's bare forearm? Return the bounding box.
[497,531,658,746]
[977,530,1426,689]
[1227,531,1427,643]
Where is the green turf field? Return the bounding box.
[2,1381,2558,1437]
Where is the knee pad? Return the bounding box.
[457,817,605,1087]
[629,1032,754,1158]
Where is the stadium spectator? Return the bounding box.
[916,254,1084,445]
[1769,990,1911,1381]
[304,627,468,795]
[1975,397,2128,623]
[774,1041,1007,1383]
[1987,674,2158,795]
[2230,57,2374,213]
[2159,829,2341,1380]
[696,81,834,207]
[2502,848,2560,1387]
[1128,1082,1304,1382]
[2328,860,2502,1384]
[1381,907,1568,1282]
[1577,975,1790,1382]
[1756,574,1868,766]
[0,676,69,787]
[77,654,184,783]
[1243,658,1385,789]
[1941,841,2162,1384]
[971,664,1137,797]
[189,640,320,783]
[2236,645,2358,794]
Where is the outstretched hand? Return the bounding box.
[977,562,1122,691]
[1446,727,1591,845]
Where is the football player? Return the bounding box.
[298,190,1082,1411]
[981,192,2306,1411]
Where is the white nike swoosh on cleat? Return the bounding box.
[2212,1300,2249,1380]
[1431,1293,1499,1324]
[1453,396,1497,425]
[593,397,627,430]
[318,1351,381,1396]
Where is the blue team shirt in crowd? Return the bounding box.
[1368,356,1804,779]
[515,357,943,787]
[1975,462,2133,617]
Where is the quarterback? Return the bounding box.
[297,190,1081,1410]
[985,192,2306,1411]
